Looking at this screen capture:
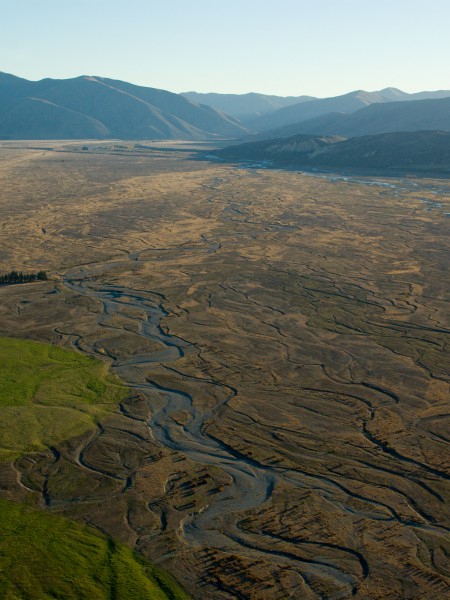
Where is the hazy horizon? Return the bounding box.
[5,69,450,99]
[3,0,450,97]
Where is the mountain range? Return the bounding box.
[1,73,450,144]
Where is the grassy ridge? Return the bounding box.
[0,337,127,460]
[0,499,190,600]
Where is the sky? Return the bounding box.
[2,0,450,97]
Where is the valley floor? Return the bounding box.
[0,141,449,599]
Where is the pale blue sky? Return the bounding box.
[2,0,449,96]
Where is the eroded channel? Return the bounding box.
[61,260,367,598]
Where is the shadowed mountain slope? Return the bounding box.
[0,73,250,140]
[216,130,450,175]
[0,97,110,139]
[316,96,450,138]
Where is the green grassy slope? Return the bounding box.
[0,337,126,460]
[0,337,191,598]
[0,499,190,600]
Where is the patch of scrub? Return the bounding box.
[0,337,127,460]
[0,499,190,600]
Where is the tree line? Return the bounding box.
[0,270,48,284]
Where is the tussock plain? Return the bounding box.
[0,140,449,599]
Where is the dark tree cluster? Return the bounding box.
[0,270,48,284]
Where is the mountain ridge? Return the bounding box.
[0,72,250,140]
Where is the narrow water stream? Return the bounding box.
[63,272,277,544]
[62,263,363,598]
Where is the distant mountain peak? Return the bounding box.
[181,91,316,122]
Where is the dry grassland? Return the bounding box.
[0,141,449,599]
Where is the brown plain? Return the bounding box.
[0,141,449,599]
